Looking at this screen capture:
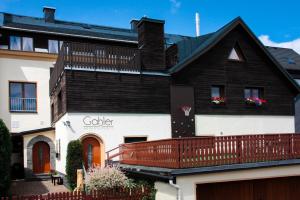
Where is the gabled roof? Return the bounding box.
[168,17,300,93]
[0,12,190,45]
[267,46,300,71]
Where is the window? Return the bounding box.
[57,91,62,115]
[211,86,225,105]
[228,44,245,61]
[48,40,63,53]
[244,88,266,106]
[10,36,33,51]
[9,82,37,112]
[296,79,300,86]
[51,104,54,122]
[124,137,147,144]
[10,36,21,50]
[22,37,33,51]
[244,88,263,99]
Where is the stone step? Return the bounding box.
[27,173,51,181]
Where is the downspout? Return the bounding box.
[169,179,181,200]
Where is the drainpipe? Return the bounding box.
[169,179,181,200]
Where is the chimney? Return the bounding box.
[195,12,200,37]
[130,19,139,32]
[43,6,56,23]
[137,17,165,71]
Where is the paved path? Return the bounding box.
[11,180,70,195]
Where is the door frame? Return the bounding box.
[32,141,50,174]
[80,133,105,168]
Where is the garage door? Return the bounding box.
[196,176,300,200]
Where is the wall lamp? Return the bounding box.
[63,121,71,127]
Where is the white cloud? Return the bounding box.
[170,0,181,14]
[259,35,300,54]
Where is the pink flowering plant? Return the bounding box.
[245,97,267,106]
[211,97,226,105]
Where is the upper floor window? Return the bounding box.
[10,36,21,50]
[211,86,226,105]
[10,36,33,51]
[244,87,266,106]
[22,37,33,51]
[9,82,37,112]
[228,44,245,61]
[48,40,63,54]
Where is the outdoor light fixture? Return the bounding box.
[63,120,71,127]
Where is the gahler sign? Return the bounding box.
[83,116,113,128]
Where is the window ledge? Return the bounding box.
[10,111,38,114]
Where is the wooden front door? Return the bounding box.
[82,137,101,169]
[32,142,50,174]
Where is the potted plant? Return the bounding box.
[211,97,226,105]
[245,97,267,106]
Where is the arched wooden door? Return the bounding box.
[32,141,50,174]
[82,137,101,169]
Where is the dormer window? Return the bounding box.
[228,44,245,61]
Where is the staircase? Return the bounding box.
[105,146,123,167]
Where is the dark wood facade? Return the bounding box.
[50,22,298,125]
[173,25,296,116]
[50,71,170,122]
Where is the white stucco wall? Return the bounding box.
[55,113,172,174]
[195,115,295,136]
[155,165,300,200]
[0,57,53,132]
[155,182,177,200]
[23,130,55,168]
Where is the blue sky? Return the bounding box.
[1,0,300,52]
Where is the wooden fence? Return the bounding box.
[119,134,300,169]
[1,188,150,200]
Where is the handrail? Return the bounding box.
[49,42,140,93]
[106,145,123,167]
[119,133,300,169]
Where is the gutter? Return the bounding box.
[169,179,181,200]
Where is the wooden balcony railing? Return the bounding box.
[50,42,140,93]
[119,134,300,169]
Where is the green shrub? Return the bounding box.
[66,140,83,190]
[0,119,12,196]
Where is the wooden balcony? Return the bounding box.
[119,134,300,169]
[50,42,140,93]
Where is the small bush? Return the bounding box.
[66,140,83,190]
[0,119,12,196]
[85,166,129,191]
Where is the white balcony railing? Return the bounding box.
[10,97,37,112]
